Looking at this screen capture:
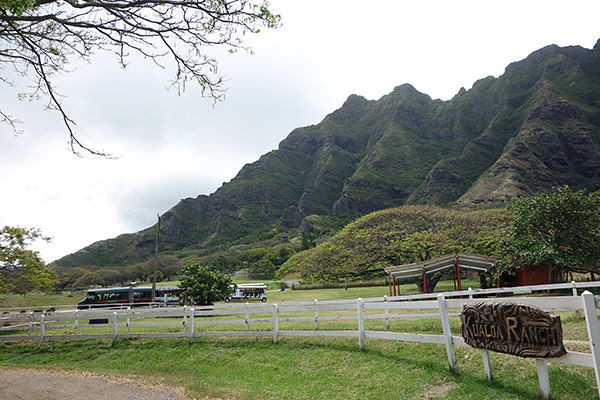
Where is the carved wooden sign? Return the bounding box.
[460,301,566,358]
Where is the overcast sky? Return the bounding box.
[2,0,600,263]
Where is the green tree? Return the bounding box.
[499,186,600,281]
[1,0,280,155]
[179,264,234,306]
[248,257,275,279]
[0,226,56,294]
[143,255,182,281]
[278,206,511,289]
[206,252,238,273]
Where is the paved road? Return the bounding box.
[0,369,185,400]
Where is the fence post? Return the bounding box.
[437,294,457,372]
[112,312,118,344]
[481,350,493,381]
[273,304,279,344]
[572,281,581,318]
[39,314,45,346]
[468,287,474,300]
[314,299,319,330]
[536,359,551,399]
[358,298,365,350]
[74,310,79,334]
[28,311,33,336]
[183,305,187,333]
[384,296,390,330]
[126,307,130,334]
[245,302,250,332]
[582,290,600,398]
[189,308,195,344]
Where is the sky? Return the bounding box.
[1,0,600,263]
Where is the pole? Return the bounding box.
[152,214,160,303]
[456,255,462,297]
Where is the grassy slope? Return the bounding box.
[0,281,598,400]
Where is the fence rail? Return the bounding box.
[2,281,600,399]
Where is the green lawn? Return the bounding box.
[1,280,598,400]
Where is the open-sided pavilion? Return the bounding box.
[383,253,501,296]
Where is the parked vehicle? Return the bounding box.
[77,286,179,309]
[225,283,267,302]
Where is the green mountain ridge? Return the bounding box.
[53,40,600,269]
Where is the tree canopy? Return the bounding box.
[1,0,280,155]
[0,226,57,293]
[179,263,234,305]
[499,186,600,280]
[278,205,512,285]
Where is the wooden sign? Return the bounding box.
[460,301,566,358]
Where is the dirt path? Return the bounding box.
[0,369,186,400]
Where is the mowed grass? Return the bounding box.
[0,336,597,400]
[1,280,599,400]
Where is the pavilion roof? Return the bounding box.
[383,253,500,280]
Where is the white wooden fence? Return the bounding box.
[2,283,600,399]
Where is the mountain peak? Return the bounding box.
[53,40,600,268]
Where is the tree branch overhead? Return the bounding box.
[0,0,280,155]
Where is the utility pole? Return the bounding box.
[152,214,160,303]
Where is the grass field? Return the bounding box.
[1,279,599,400]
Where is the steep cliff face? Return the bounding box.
[54,40,600,268]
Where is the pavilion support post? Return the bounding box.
[422,267,427,294]
[456,255,462,297]
[388,273,392,297]
[453,272,457,291]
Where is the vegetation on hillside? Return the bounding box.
[51,41,600,271]
[278,206,512,287]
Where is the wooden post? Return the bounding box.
[39,314,45,346]
[482,350,493,381]
[112,312,118,344]
[582,290,600,398]
[314,299,319,330]
[536,359,551,399]
[357,298,365,350]
[437,294,456,372]
[456,255,462,294]
[384,295,390,330]
[453,256,458,291]
[422,267,427,294]
[273,304,279,344]
[388,274,393,297]
[189,308,195,344]
[183,305,187,332]
[28,311,33,336]
[245,302,250,332]
[572,281,581,318]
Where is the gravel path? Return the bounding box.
[0,369,186,400]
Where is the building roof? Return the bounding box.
[384,253,500,280]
